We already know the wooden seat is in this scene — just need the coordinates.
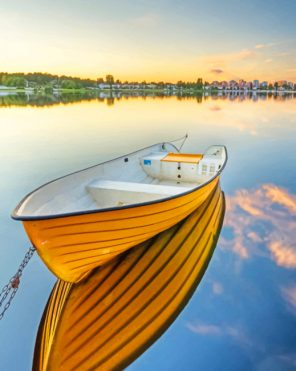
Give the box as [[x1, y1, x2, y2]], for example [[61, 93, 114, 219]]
[[161, 152, 203, 164]]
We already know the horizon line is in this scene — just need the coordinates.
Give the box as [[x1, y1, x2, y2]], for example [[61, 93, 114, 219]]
[[0, 71, 295, 84]]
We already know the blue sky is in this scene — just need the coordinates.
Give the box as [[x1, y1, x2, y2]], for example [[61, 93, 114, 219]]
[[1, 0, 296, 81]]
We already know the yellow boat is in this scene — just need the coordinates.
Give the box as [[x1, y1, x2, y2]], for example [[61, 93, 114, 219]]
[[12, 142, 227, 282], [33, 185, 225, 371]]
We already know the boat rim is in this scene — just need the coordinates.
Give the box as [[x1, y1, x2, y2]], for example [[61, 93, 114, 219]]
[[11, 143, 228, 221]]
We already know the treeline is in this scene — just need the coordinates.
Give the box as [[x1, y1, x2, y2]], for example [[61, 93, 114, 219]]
[[0, 72, 99, 89], [0, 72, 204, 89]]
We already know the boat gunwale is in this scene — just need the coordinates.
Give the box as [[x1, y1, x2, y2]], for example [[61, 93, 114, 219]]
[[11, 143, 228, 221]]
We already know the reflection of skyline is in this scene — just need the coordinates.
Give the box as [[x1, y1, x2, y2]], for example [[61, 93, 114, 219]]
[[221, 184, 296, 269], [1, 91, 295, 108]]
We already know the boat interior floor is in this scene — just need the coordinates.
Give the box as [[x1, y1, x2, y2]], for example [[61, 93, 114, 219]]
[[86, 179, 198, 209]]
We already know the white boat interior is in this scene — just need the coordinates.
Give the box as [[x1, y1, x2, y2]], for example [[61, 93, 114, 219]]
[[13, 143, 227, 218]]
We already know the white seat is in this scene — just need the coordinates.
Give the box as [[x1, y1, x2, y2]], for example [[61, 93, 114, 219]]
[[87, 179, 191, 195], [86, 179, 192, 208]]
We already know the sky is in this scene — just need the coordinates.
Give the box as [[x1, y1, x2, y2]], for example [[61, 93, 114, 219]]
[[1, 0, 296, 82]]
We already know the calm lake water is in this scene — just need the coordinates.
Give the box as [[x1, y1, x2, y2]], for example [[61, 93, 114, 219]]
[[0, 94, 295, 370]]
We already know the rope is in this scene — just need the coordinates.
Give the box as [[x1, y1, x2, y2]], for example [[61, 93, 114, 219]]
[[168, 133, 188, 152], [0, 246, 35, 320]]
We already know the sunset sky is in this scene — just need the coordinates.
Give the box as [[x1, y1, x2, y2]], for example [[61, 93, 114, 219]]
[[1, 0, 296, 82]]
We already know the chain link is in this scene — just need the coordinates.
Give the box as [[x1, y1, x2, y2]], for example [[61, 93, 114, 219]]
[[0, 246, 35, 320]]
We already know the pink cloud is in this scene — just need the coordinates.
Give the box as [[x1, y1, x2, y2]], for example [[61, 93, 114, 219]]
[[210, 68, 224, 74], [221, 184, 296, 267], [262, 184, 296, 214], [209, 105, 221, 111], [269, 241, 296, 269]]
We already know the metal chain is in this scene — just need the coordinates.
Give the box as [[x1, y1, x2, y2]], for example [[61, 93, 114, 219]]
[[0, 246, 35, 320]]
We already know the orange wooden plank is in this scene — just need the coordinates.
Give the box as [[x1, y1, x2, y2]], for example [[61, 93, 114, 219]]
[[161, 152, 203, 164]]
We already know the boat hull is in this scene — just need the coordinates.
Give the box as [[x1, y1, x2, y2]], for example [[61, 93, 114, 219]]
[[33, 184, 225, 371], [23, 177, 219, 282]]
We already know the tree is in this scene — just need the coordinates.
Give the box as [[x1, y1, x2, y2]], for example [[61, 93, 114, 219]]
[[61, 79, 77, 89], [177, 80, 184, 88], [106, 75, 114, 84], [196, 78, 203, 89]]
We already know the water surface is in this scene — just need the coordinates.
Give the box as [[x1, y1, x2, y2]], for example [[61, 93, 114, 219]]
[[0, 94, 295, 370]]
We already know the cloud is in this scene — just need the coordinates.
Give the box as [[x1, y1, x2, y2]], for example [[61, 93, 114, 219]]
[[257, 353, 296, 370], [210, 68, 224, 74], [255, 43, 275, 49], [212, 281, 224, 295], [186, 322, 252, 347], [277, 52, 291, 57], [203, 48, 255, 67], [236, 49, 255, 60], [186, 322, 222, 335], [221, 184, 296, 267], [281, 286, 296, 314], [269, 242, 296, 268], [209, 105, 221, 111], [255, 44, 266, 49], [262, 184, 296, 214]]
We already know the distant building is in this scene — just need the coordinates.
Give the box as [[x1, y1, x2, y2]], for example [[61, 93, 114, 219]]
[[0, 85, 16, 90], [229, 80, 237, 89], [278, 80, 287, 87], [253, 80, 259, 89], [211, 81, 219, 88], [238, 80, 246, 89], [260, 81, 268, 89], [98, 83, 111, 89], [221, 81, 228, 89], [246, 82, 252, 90]]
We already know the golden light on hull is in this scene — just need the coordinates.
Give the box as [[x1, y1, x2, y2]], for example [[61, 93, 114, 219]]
[[33, 184, 225, 370], [23, 177, 219, 283]]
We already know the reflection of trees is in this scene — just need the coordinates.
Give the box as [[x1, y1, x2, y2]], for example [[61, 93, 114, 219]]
[[106, 97, 115, 106], [196, 95, 203, 103], [0, 91, 295, 108]]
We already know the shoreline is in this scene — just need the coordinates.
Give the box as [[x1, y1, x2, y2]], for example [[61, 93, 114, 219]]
[[0, 87, 295, 94]]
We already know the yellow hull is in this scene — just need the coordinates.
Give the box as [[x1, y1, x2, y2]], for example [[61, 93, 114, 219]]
[[33, 184, 225, 371], [23, 177, 219, 282]]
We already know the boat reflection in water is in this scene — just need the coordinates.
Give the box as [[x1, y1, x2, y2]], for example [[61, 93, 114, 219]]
[[33, 184, 225, 371]]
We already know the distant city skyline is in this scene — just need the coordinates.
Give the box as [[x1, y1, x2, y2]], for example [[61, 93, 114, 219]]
[[1, 0, 296, 82]]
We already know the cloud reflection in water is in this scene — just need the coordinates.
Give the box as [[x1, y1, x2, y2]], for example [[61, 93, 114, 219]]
[[221, 184, 296, 269]]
